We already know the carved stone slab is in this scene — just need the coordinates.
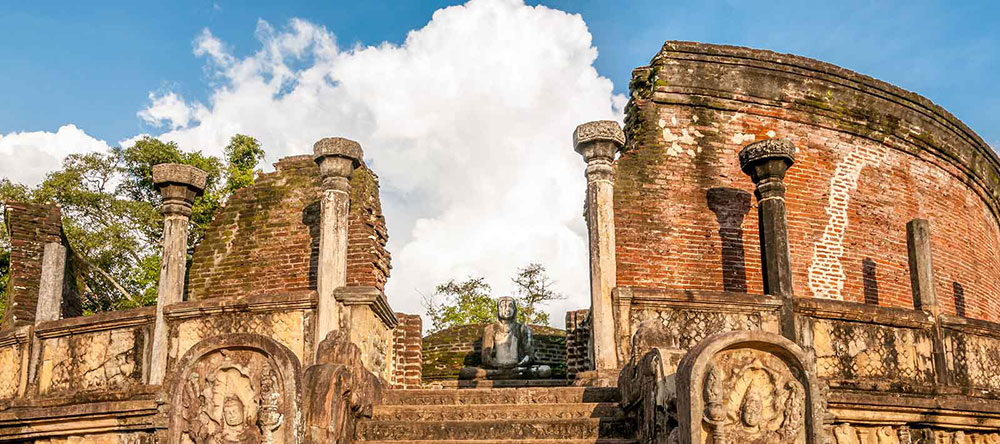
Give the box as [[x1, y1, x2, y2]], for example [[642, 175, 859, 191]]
[[676, 331, 824, 444], [167, 334, 302, 444]]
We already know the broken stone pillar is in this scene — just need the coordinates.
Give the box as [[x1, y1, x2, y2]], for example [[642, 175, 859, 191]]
[[148, 163, 207, 385], [573, 120, 624, 371], [907, 219, 938, 312], [313, 137, 363, 356], [34, 243, 67, 323], [738, 139, 796, 340], [906, 218, 949, 383]]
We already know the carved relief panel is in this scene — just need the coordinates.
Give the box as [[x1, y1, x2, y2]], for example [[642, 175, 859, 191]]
[[677, 331, 824, 444], [168, 334, 301, 444]]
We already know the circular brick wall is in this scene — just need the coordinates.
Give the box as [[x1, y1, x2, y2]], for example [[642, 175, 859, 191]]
[[618, 41, 1000, 321], [421, 323, 566, 380]]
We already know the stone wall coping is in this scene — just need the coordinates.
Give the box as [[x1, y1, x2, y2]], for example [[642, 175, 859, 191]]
[[334, 285, 398, 329], [829, 390, 1000, 421], [0, 325, 30, 347], [164, 291, 317, 321], [627, 287, 784, 310], [939, 313, 1000, 340], [795, 297, 935, 329], [151, 163, 208, 190], [33, 307, 155, 340], [644, 40, 1000, 220], [0, 399, 157, 439]]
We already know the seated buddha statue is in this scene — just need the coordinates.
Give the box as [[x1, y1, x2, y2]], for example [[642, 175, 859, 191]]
[[459, 296, 551, 380]]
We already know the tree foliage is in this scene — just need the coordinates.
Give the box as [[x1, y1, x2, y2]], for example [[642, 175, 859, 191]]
[[0, 134, 264, 315], [423, 263, 565, 333]]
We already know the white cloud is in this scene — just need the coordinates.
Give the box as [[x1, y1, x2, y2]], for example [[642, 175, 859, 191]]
[[0, 124, 112, 186], [138, 92, 204, 130], [137, 0, 624, 327]]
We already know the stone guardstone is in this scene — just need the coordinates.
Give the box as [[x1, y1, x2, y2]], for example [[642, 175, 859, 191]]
[[459, 297, 552, 380], [676, 331, 825, 444], [167, 334, 301, 444]]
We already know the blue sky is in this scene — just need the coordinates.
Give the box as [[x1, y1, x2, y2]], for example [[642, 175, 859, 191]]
[[2, 1, 997, 146], [1, 0, 997, 322]]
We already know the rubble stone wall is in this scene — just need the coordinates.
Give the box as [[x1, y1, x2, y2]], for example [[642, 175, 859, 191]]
[[186, 156, 391, 299], [391, 313, 422, 388], [619, 41, 1000, 322]]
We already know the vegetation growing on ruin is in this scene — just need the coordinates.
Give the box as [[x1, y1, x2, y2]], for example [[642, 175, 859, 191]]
[[0, 134, 264, 315]]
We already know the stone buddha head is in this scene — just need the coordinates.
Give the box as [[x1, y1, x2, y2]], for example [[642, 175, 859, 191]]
[[497, 296, 517, 322], [222, 395, 245, 427]]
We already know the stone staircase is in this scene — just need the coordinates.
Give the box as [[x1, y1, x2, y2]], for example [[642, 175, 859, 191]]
[[354, 383, 636, 443]]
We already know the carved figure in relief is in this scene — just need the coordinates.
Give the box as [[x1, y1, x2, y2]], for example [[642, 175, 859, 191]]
[[460, 297, 551, 379], [177, 352, 284, 444], [220, 396, 260, 444], [876, 427, 900, 444], [702, 350, 806, 444], [256, 365, 283, 444]]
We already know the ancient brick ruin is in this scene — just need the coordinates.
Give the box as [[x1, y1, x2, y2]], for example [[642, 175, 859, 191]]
[[1, 40, 999, 443]]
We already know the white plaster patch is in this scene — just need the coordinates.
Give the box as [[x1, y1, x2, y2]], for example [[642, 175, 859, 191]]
[[807, 143, 888, 300], [766, 130, 776, 138], [731, 132, 756, 145], [658, 118, 666, 128]]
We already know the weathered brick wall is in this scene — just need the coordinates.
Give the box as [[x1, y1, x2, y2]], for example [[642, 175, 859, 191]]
[[421, 323, 566, 380], [187, 156, 391, 299], [390, 313, 422, 388], [2, 203, 66, 329], [618, 41, 1000, 321], [565, 309, 591, 377]]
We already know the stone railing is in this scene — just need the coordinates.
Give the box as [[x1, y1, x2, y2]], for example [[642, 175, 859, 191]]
[[33, 307, 155, 398], [617, 286, 1000, 439], [940, 314, 1000, 397], [796, 298, 937, 394]]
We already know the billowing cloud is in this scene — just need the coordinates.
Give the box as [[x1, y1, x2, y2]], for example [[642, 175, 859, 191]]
[[0, 124, 112, 186], [140, 0, 626, 326]]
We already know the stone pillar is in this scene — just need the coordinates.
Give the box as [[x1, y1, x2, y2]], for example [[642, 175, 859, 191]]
[[148, 163, 207, 385], [906, 218, 949, 383], [35, 243, 67, 323], [738, 139, 796, 340], [573, 120, 624, 371], [907, 219, 937, 312], [313, 137, 363, 355]]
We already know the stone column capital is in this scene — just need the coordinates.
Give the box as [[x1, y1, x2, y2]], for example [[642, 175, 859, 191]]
[[314, 137, 363, 190], [738, 138, 796, 182], [152, 163, 208, 217], [573, 120, 625, 163]]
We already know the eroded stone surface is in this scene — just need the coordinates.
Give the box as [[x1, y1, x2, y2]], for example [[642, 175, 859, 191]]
[[38, 327, 144, 395], [170, 311, 306, 367], [0, 344, 21, 400]]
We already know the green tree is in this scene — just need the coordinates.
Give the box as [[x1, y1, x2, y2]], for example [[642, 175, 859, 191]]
[[422, 264, 565, 333], [423, 277, 495, 333], [0, 134, 264, 314], [511, 263, 565, 326]]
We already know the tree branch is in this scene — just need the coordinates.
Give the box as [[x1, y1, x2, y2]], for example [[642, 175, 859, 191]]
[[71, 250, 134, 302]]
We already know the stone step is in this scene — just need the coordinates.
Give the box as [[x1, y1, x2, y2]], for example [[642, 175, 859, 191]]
[[355, 418, 634, 441], [358, 440, 637, 444], [373, 402, 624, 421], [381, 387, 620, 406], [422, 379, 572, 389]]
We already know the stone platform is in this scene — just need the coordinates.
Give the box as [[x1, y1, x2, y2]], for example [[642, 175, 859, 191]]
[[354, 386, 635, 443]]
